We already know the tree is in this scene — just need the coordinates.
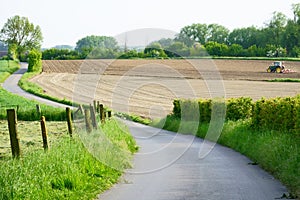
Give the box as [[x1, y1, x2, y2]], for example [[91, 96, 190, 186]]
[[155, 38, 174, 48], [75, 35, 119, 57], [266, 12, 287, 46], [292, 3, 300, 23], [42, 48, 80, 60], [228, 44, 245, 56], [165, 41, 190, 57], [207, 24, 229, 44], [176, 23, 208, 46], [144, 42, 167, 58], [0, 15, 43, 59], [27, 49, 42, 72], [227, 27, 260, 48], [204, 41, 229, 56]]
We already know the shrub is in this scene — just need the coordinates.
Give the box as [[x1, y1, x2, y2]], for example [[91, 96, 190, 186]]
[[27, 49, 42, 72], [226, 97, 253, 121], [252, 97, 297, 131]]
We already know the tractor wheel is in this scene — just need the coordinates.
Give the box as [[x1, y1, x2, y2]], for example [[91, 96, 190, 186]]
[[276, 67, 281, 73], [267, 68, 271, 73]]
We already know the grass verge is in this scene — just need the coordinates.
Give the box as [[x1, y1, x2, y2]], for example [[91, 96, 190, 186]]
[[0, 87, 67, 121], [0, 60, 20, 74], [18, 71, 74, 106], [0, 64, 67, 121], [151, 116, 300, 198], [0, 118, 137, 199], [267, 78, 300, 82], [115, 112, 151, 125]]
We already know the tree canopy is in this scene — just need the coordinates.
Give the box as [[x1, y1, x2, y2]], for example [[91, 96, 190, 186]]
[[0, 15, 43, 59], [75, 35, 118, 57]]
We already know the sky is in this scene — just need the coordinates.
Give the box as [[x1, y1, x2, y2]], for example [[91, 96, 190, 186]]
[[0, 0, 299, 48]]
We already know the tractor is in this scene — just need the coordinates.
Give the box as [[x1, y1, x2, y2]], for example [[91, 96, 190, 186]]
[[267, 61, 285, 73]]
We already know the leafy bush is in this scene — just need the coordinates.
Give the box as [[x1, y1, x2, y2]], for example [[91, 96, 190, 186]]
[[252, 97, 297, 132], [226, 97, 253, 121], [27, 49, 42, 72], [172, 96, 299, 135]]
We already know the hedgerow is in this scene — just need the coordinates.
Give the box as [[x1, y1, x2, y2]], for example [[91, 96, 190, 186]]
[[172, 95, 300, 134]]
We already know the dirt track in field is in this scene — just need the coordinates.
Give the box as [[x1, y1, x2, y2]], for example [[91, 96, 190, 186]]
[[30, 59, 300, 118]]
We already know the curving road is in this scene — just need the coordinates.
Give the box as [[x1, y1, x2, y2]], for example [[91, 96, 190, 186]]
[[3, 62, 292, 199], [3, 62, 70, 108], [99, 120, 291, 200]]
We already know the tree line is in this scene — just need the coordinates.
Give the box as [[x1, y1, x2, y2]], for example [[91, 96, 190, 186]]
[[1, 3, 300, 61]]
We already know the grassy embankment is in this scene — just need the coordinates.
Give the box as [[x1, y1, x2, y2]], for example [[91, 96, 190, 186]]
[[18, 71, 74, 106], [151, 98, 300, 198], [0, 60, 138, 199]]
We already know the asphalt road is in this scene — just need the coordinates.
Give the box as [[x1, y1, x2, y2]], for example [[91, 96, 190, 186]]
[[99, 120, 290, 200], [2, 62, 292, 199], [3, 62, 70, 108]]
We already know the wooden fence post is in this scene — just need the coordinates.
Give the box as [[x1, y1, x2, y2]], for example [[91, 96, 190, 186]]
[[7, 109, 21, 158], [84, 108, 92, 133], [90, 104, 97, 129], [36, 104, 41, 116], [93, 100, 97, 113], [66, 107, 73, 137], [100, 104, 105, 123], [97, 101, 100, 113], [40, 116, 49, 150]]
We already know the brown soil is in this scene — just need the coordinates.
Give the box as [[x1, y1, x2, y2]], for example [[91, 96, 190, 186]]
[[32, 59, 300, 118]]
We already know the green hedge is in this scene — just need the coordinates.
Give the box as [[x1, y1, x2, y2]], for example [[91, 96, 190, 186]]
[[253, 96, 300, 134], [173, 97, 252, 123], [172, 95, 300, 134]]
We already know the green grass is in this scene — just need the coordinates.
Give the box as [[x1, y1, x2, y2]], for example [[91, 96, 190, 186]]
[[185, 56, 300, 61], [0, 87, 67, 121], [268, 78, 300, 82], [0, 120, 68, 158], [18, 72, 75, 107], [151, 116, 300, 198], [0, 60, 20, 74], [0, 63, 67, 121], [115, 112, 151, 125], [0, 118, 137, 199], [0, 60, 138, 199]]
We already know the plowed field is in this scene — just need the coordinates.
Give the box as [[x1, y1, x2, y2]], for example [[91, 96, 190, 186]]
[[30, 59, 300, 118]]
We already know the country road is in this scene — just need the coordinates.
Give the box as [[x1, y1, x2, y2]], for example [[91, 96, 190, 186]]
[[3, 62, 69, 108], [3, 62, 292, 199]]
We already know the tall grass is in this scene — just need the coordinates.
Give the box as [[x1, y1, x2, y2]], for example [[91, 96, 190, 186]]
[[0, 60, 19, 74], [0, 118, 138, 199], [0, 87, 66, 121]]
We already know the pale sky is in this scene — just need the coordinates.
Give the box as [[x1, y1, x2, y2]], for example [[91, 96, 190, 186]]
[[1, 0, 299, 48]]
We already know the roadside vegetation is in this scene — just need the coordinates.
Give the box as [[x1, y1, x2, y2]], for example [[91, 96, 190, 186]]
[[18, 71, 74, 107], [0, 60, 138, 199], [151, 97, 300, 198], [0, 119, 137, 200], [268, 78, 300, 82]]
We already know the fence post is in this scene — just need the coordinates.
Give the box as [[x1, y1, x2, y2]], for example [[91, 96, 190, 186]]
[[90, 104, 97, 129], [66, 107, 73, 137], [100, 104, 105, 123], [97, 101, 100, 113], [36, 104, 41, 116], [40, 116, 49, 150], [93, 100, 97, 113], [7, 109, 21, 158], [84, 108, 92, 133]]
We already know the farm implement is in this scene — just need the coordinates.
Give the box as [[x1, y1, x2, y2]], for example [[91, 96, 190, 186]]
[[266, 61, 296, 73]]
